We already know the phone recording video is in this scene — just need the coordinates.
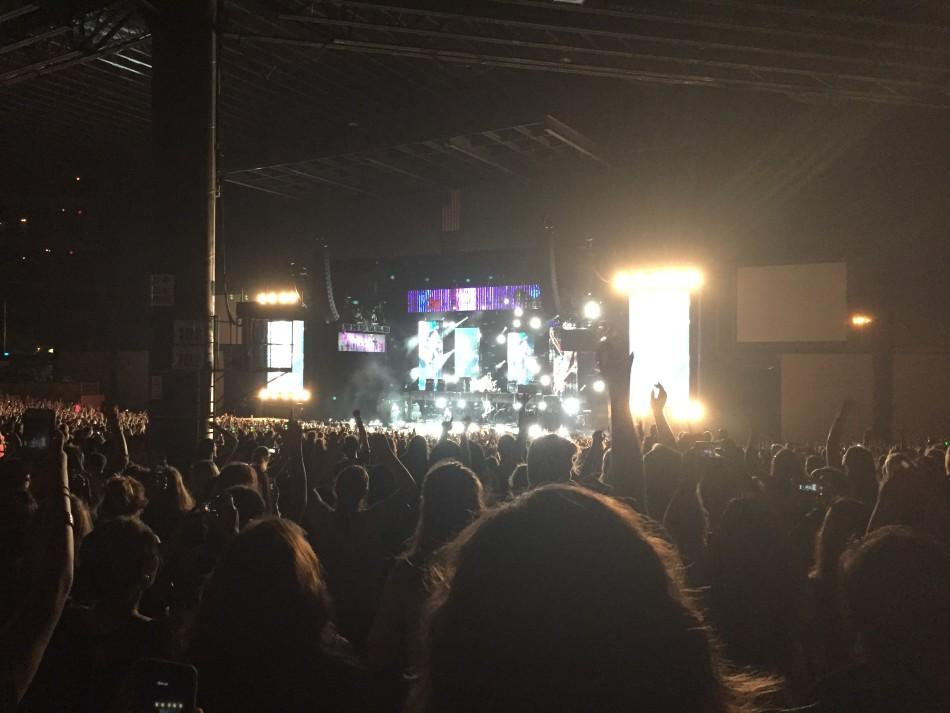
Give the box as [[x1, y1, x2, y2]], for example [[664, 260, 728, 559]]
[[22, 408, 55, 451], [799, 483, 820, 494], [132, 658, 197, 713]]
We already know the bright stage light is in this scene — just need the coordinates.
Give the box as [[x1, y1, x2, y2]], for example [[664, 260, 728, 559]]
[[613, 267, 703, 294], [850, 313, 873, 328], [539, 374, 552, 387], [257, 290, 299, 305], [514, 306, 524, 317], [627, 267, 696, 418], [467, 422, 479, 434], [528, 423, 543, 439], [457, 399, 467, 408], [257, 387, 311, 402], [435, 397, 447, 409], [592, 379, 606, 393], [562, 397, 580, 416], [537, 400, 548, 412], [258, 387, 269, 400], [528, 316, 542, 330], [513, 401, 523, 411], [512, 319, 522, 329], [495, 333, 506, 345], [582, 300, 602, 320], [673, 399, 706, 423]]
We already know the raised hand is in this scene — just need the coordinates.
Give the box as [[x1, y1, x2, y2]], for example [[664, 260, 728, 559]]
[[650, 383, 667, 411]]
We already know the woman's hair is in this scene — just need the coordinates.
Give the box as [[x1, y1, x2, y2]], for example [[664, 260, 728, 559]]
[[216, 462, 258, 494], [78, 516, 160, 603], [188, 518, 334, 709], [411, 485, 774, 713], [224, 485, 266, 525], [842, 445, 878, 506], [98, 475, 147, 520], [770, 448, 805, 484], [526, 434, 577, 486], [334, 465, 369, 513], [812, 497, 870, 581], [189, 459, 219, 503], [408, 461, 484, 560]]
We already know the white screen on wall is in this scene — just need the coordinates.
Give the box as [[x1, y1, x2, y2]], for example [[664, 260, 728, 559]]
[[628, 287, 691, 417], [737, 262, 847, 343]]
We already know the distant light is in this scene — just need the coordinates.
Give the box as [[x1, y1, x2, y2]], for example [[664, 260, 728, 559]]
[[851, 313, 873, 328], [582, 300, 602, 320], [527, 423, 543, 439], [435, 397, 447, 409], [527, 358, 541, 375], [47, 348, 55, 354], [673, 399, 706, 423], [613, 267, 703, 293], [258, 387, 311, 402], [512, 319, 522, 329], [513, 401, 523, 411], [592, 379, 606, 393], [513, 306, 524, 317], [537, 400, 548, 412], [256, 290, 299, 306], [467, 422, 478, 434], [562, 397, 580, 416], [539, 374, 552, 387], [495, 333, 506, 345], [528, 316, 542, 330], [503, 298, 510, 305], [19, 217, 27, 224], [457, 399, 467, 408], [75, 176, 81, 182], [299, 389, 311, 402]]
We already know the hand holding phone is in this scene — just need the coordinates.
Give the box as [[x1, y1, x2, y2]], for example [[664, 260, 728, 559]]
[[130, 658, 197, 713]]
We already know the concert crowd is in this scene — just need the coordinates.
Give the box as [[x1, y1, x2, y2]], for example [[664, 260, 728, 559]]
[[1, 339, 948, 712]]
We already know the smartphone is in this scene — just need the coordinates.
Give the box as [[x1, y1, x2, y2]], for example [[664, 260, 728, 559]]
[[22, 408, 55, 451], [699, 444, 719, 458], [799, 483, 820, 493], [131, 658, 197, 713]]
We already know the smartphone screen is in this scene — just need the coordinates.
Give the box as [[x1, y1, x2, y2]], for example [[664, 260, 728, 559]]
[[22, 408, 55, 451], [132, 659, 197, 713]]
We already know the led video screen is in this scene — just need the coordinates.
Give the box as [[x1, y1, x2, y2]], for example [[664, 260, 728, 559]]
[[417, 320, 444, 389], [338, 331, 386, 353], [267, 320, 304, 393], [454, 327, 481, 378], [737, 263, 847, 343], [507, 331, 536, 385], [407, 283, 541, 313], [628, 288, 690, 417]]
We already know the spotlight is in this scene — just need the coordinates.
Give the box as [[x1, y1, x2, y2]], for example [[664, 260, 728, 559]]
[[457, 399, 467, 408], [512, 319, 522, 329], [592, 379, 606, 393], [539, 374, 552, 387], [496, 333, 506, 345], [537, 400, 548, 412], [562, 397, 580, 416], [528, 316, 542, 330], [527, 423, 543, 439], [513, 401, 523, 412], [435, 397, 447, 409], [613, 268, 704, 293], [850, 313, 873, 328], [674, 399, 706, 423], [503, 298, 510, 305], [582, 300, 602, 320], [258, 388, 270, 400], [514, 306, 524, 317], [299, 389, 311, 402], [256, 293, 267, 304]]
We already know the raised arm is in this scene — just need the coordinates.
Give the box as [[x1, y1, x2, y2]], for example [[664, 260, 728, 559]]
[[649, 383, 677, 450], [579, 430, 605, 480], [0, 434, 74, 706], [513, 393, 530, 463], [825, 398, 853, 467], [368, 432, 417, 498], [278, 420, 308, 523], [212, 420, 239, 467], [599, 339, 644, 505], [107, 405, 129, 474]]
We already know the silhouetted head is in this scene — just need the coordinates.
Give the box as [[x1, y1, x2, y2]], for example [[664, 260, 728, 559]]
[[413, 485, 772, 713], [843, 445, 877, 506], [217, 462, 258, 494], [410, 460, 484, 559], [223, 485, 266, 525], [335, 464, 369, 513], [526, 434, 577, 486], [341, 435, 359, 460], [842, 526, 950, 687], [78, 516, 159, 607], [99, 475, 147, 520], [813, 497, 870, 581], [771, 448, 805, 485]]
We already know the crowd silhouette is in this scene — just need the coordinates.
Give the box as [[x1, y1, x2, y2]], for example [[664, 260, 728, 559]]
[[1, 338, 948, 712]]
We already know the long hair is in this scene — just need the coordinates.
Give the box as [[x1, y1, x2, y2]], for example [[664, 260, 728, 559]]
[[188, 518, 334, 712], [410, 485, 775, 713], [407, 460, 484, 562]]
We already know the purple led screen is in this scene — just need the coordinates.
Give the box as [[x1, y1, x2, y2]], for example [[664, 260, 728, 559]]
[[407, 284, 541, 313]]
